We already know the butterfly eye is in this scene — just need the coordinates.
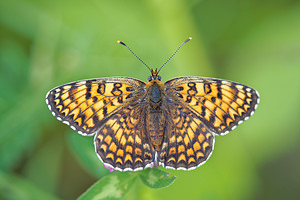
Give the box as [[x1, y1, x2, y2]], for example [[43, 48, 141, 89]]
[[148, 76, 153, 82], [157, 75, 161, 81]]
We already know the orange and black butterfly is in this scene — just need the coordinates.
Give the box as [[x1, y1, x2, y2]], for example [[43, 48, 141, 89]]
[[46, 38, 259, 171]]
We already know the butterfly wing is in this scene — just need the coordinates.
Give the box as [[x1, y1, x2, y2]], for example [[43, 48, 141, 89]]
[[94, 101, 155, 171], [159, 101, 215, 170], [164, 77, 260, 135], [158, 76, 259, 170], [46, 77, 146, 135]]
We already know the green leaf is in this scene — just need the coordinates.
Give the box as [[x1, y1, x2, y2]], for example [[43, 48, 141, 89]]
[[78, 172, 137, 200], [67, 131, 109, 178], [139, 168, 176, 189]]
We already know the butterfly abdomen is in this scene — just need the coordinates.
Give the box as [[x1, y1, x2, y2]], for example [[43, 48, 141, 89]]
[[146, 80, 166, 151], [148, 110, 165, 151]]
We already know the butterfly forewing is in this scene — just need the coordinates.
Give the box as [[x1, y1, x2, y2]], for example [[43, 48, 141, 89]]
[[46, 77, 146, 135], [165, 77, 259, 135]]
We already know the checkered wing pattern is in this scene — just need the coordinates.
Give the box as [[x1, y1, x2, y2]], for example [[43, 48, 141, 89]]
[[46, 77, 146, 135], [159, 102, 215, 170], [164, 77, 260, 136], [94, 102, 155, 171]]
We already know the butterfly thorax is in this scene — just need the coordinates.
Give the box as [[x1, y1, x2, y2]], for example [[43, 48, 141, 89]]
[[146, 80, 166, 151]]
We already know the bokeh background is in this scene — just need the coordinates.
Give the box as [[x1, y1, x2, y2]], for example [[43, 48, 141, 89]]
[[1, 0, 300, 199]]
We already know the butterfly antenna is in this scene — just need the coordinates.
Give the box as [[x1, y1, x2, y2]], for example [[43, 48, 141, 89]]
[[157, 37, 192, 74], [117, 40, 152, 72]]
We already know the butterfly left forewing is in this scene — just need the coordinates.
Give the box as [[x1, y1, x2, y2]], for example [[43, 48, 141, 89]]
[[165, 77, 259, 135], [46, 77, 146, 135]]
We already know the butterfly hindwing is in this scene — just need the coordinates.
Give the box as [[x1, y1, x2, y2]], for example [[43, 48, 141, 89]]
[[159, 101, 214, 170], [165, 77, 260, 135], [46, 77, 146, 135], [94, 102, 155, 171]]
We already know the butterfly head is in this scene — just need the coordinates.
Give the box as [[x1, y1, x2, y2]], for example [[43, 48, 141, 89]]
[[148, 68, 161, 82]]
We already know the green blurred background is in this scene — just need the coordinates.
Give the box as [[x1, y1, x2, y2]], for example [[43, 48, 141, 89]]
[[1, 0, 300, 199]]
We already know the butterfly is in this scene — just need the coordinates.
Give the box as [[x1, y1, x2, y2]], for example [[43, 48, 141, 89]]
[[46, 38, 259, 171]]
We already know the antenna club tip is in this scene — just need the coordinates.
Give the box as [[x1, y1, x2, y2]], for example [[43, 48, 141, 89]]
[[183, 37, 192, 44], [117, 40, 126, 46]]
